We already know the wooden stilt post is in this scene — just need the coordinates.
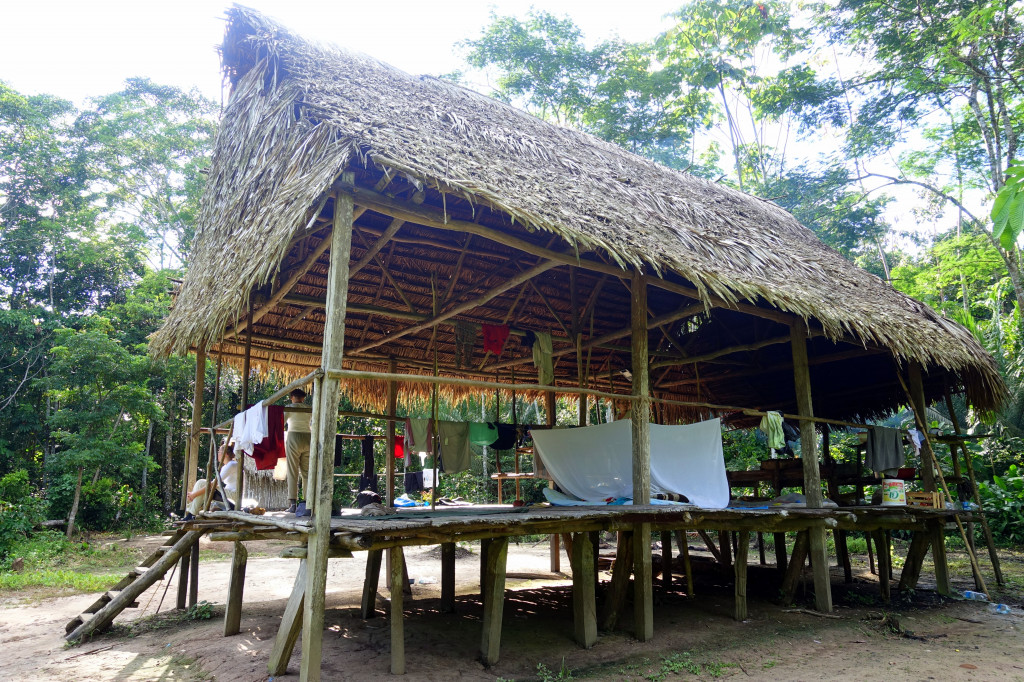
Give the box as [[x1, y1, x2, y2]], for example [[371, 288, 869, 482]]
[[188, 540, 199, 608], [660, 531, 672, 589], [300, 184, 353, 682], [871, 529, 891, 603], [630, 270, 653, 642], [545, 389, 560, 573], [268, 560, 307, 676], [389, 545, 405, 675], [774, 532, 788, 573], [361, 549, 383, 619], [675, 530, 694, 597], [718, 530, 732, 567], [572, 531, 597, 648], [898, 530, 931, 592], [183, 348, 205, 507], [385, 358, 397, 587], [790, 321, 832, 612], [479, 536, 508, 666], [176, 549, 190, 610], [224, 541, 248, 636], [836, 530, 853, 583], [441, 542, 456, 613], [734, 530, 749, 621]]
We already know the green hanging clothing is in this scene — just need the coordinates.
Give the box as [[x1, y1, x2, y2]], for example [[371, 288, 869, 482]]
[[759, 411, 784, 450], [469, 422, 499, 447], [532, 331, 553, 385]]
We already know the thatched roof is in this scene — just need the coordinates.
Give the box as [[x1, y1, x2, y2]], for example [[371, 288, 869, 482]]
[[150, 5, 1004, 421]]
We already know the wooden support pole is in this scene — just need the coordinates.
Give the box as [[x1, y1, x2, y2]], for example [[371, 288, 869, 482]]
[[184, 348, 206, 506], [545, 390, 560, 574], [389, 545, 406, 675], [907, 363, 935, 493], [188, 538, 200, 608], [601, 530, 633, 631], [718, 530, 732, 567], [572, 531, 598, 648], [660, 530, 672, 589], [928, 518, 952, 596], [630, 270, 651, 504], [774, 532, 787, 573], [836, 530, 852, 583], [780, 531, 809, 605], [361, 549, 383, 619], [224, 541, 248, 636], [790, 320, 833, 613], [871, 529, 891, 603], [675, 530, 694, 597], [301, 184, 353, 682], [268, 560, 307, 676], [176, 549, 190, 610], [734, 530, 750, 621], [441, 542, 456, 613], [633, 522, 654, 642], [385, 358, 397, 588], [479, 536, 508, 667]]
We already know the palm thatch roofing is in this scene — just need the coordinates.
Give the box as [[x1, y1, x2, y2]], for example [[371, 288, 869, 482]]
[[151, 5, 1004, 422]]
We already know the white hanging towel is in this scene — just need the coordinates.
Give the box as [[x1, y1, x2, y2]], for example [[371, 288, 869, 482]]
[[531, 418, 729, 509], [233, 404, 268, 456]]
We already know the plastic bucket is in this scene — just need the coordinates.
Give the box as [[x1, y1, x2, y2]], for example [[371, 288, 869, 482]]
[[881, 478, 906, 506]]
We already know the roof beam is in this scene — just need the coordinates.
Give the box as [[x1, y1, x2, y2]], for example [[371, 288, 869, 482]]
[[350, 259, 560, 355]]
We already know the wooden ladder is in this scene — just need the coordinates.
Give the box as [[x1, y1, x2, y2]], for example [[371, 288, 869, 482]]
[[65, 529, 204, 641]]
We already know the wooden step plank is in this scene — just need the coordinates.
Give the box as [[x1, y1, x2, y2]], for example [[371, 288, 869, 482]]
[[65, 530, 204, 642]]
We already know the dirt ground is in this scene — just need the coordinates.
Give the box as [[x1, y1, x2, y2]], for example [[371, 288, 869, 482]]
[[1, 533, 1021, 681]]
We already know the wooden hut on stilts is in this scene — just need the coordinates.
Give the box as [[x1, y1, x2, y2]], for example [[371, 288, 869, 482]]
[[68, 7, 1006, 678]]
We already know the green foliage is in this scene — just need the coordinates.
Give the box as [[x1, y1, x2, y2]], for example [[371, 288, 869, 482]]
[[0, 568, 115, 592], [977, 464, 1024, 545], [536, 659, 574, 681], [992, 163, 1024, 250]]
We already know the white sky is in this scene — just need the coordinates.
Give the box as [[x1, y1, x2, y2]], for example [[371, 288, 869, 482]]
[[1, 1, 682, 105]]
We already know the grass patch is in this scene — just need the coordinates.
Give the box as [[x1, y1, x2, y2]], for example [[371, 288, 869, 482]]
[[0, 569, 117, 592]]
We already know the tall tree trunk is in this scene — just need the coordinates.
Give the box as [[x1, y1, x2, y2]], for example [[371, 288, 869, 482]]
[[67, 466, 84, 539], [164, 392, 175, 513], [143, 419, 153, 491]]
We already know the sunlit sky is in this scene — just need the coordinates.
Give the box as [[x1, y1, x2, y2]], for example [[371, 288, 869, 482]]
[[2, 1, 682, 105]]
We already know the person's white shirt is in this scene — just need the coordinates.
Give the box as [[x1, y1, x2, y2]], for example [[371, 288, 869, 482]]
[[219, 459, 239, 502]]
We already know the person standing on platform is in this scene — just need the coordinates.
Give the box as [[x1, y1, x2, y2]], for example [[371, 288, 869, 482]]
[[285, 388, 311, 513]]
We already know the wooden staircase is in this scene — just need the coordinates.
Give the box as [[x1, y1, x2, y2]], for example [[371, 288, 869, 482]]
[[65, 528, 204, 642]]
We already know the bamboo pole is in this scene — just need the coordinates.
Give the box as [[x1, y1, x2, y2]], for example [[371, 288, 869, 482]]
[[184, 348, 206, 506], [630, 271, 654, 642], [897, 369, 988, 598]]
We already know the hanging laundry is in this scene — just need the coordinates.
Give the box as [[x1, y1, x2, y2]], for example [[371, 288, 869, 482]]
[[489, 423, 519, 451], [404, 470, 424, 494], [521, 330, 536, 348], [866, 426, 904, 475], [758, 411, 784, 450], [469, 422, 499, 447], [251, 405, 286, 470], [233, 404, 268, 456], [394, 434, 405, 459], [907, 428, 923, 455], [334, 434, 346, 467], [423, 468, 436, 489], [437, 421, 471, 474], [532, 331, 553, 385], [406, 418, 433, 454], [453, 320, 478, 369], [481, 324, 511, 355]]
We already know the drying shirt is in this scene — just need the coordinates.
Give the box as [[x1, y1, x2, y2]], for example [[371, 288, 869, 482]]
[[759, 411, 784, 450], [489, 423, 519, 451], [233, 404, 268, 456], [438, 421, 471, 474], [866, 426, 905, 475], [252, 405, 286, 470], [406, 418, 432, 454], [285, 407, 311, 433], [404, 470, 424, 494], [482, 324, 511, 355]]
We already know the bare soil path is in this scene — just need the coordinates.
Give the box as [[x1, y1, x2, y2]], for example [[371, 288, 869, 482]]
[[1, 533, 1021, 681]]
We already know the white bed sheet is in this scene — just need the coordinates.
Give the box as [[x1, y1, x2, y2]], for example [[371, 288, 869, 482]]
[[531, 418, 729, 509]]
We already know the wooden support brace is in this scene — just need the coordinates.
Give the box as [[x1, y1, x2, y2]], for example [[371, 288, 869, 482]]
[[571, 532, 597, 648], [697, 529, 723, 563], [390, 545, 406, 675], [835, 530, 852, 584], [479, 537, 508, 667], [660, 530, 672, 589], [441, 542, 456, 613], [361, 549, 383, 619], [224, 541, 247, 636], [718, 530, 732, 567], [268, 561, 307, 676], [675, 530, 694, 598], [774, 532, 788, 573], [897, 531, 931, 592], [600, 530, 633, 631], [781, 531, 810, 604], [929, 519, 952, 596], [734, 530, 750, 621], [188, 540, 200, 608], [176, 550, 190, 610], [633, 523, 653, 642]]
